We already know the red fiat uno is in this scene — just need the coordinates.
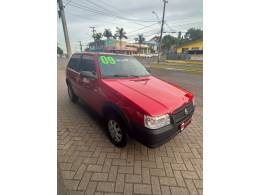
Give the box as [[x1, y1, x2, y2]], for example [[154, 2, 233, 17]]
[[66, 52, 195, 147]]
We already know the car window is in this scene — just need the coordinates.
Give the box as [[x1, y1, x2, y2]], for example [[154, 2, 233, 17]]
[[98, 55, 150, 78], [68, 55, 81, 72], [79, 55, 96, 73]]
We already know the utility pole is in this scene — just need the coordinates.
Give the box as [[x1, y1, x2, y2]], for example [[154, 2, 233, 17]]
[[78, 41, 83, 52], [177, 31, 182, 47], [57, 0, 71, 58], [89, 27, 96, 39], [90, 27, 96, 50], [158, 0, 168, 63]]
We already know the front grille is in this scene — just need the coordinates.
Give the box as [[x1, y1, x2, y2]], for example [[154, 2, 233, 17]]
[[172, 101, 194, 124]]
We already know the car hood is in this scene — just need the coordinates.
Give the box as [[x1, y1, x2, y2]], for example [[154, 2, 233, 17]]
[[102, 76, 192, 116]]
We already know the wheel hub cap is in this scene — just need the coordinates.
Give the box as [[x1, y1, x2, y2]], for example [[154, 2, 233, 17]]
[[108, 120, 122, 142]]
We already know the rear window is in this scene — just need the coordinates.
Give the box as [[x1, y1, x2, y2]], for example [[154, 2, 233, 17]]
[[79, 55, 96, 73], [68, 55, 81, 71]]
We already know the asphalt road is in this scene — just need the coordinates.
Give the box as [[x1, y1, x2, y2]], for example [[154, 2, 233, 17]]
[[150, 68, 203, 108]]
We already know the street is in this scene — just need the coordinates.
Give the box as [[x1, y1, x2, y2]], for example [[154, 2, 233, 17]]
[[58, 68, 203, 195]]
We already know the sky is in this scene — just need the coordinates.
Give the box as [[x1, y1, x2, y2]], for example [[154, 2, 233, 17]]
[[57, 0, 203, 53]]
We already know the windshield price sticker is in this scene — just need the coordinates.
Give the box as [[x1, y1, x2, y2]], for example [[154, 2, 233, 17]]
[[99, 56, 116, 65]]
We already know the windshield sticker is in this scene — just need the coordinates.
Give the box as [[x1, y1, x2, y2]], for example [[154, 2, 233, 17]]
[[116, 59, 129, 62], [99, 56, 116, 65]]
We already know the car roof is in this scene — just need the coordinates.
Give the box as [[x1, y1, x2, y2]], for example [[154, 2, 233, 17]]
[[72, 52, 131, 57]]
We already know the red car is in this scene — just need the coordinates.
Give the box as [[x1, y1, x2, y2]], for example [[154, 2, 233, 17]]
[[66, 52, 195, 148]]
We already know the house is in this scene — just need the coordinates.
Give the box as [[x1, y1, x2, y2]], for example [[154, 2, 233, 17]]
[[103, 39, 138, 55], [175, 39, 203, 54], [175, 39, 203, 60], [87, 39, 155, 56]]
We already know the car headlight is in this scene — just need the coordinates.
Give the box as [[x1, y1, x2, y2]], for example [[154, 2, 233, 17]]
[[144, 114, 170, 129]]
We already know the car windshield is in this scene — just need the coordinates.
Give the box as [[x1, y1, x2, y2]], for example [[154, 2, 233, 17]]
[[98, 54, 150, 78]]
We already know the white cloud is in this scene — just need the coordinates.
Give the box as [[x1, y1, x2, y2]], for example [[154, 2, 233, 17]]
[[57, 0, 202, 52]]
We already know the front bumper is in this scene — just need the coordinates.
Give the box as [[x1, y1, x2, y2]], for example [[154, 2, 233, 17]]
[[131, 106, 195, 148]]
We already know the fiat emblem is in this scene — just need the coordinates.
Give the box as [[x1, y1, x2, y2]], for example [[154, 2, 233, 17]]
[[184, 108, 188, 115]]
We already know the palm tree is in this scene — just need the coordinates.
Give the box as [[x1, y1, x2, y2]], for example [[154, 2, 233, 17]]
[[114, 27, 128, 50], [135, 34, 145, 56], [92, 32, 103, 41], [92, 33, 103, 49], [103, 29, 113, 40]]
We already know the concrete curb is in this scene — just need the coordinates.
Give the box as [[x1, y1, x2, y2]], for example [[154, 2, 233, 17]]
[[165, 60, 203, 65]]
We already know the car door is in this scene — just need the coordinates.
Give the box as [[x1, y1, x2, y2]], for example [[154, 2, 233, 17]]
[[66, 54, 81, 96], [78, 55, 100, 111]]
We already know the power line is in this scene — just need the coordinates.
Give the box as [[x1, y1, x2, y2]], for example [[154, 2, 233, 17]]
[[84, 0, 155, 24], [128, 27, 161, 37], [68, 3, 145, 26], [127, 23, 159, 35], [68, 1, 157, 23]]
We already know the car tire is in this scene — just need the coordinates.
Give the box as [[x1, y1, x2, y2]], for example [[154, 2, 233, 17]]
[[106, 113, 127, 147], [67, 83, 78, 103]]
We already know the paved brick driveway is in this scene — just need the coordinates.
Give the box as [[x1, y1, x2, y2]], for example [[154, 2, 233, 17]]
[[57, 69, 203, 195]]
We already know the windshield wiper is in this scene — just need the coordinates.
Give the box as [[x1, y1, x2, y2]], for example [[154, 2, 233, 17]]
[[110, 74, 130, 78], [128, 75, 140, 78], [106, 74, 148, 78]]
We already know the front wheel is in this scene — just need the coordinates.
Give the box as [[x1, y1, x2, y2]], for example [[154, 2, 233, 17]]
[[106, 114, 127, 147]]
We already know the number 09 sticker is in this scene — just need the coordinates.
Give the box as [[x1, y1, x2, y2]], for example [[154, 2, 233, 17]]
[[99, 56, 116, 65]]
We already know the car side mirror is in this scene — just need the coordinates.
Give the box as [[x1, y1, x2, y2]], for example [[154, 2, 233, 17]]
[[80, 71, 97, 80]]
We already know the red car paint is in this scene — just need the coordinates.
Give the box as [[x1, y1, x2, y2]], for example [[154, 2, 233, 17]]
[[66, 52, 194, 145]]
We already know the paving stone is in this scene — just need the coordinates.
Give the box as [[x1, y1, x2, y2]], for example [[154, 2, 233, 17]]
[[78, 172, 92, 191], [96, 182, 115, 192], [170, 187, 189, 195], [64, 180, 80, 191], [142, 168, 151, 184], [181, 171, 199, 179], [150, 168, 166, 177], [133, 184, 152, 194], [125, 174, 142, 183], [115, 174, 124, 193], [160, 186, 171, 195], [124, 183, 133, 195], [74, 164, 86, 180], [87, 165, 103, 172], [159, 177, 177, 186], [118, 166, 133, 174], [171, 163, 187, 171], [62, 171, 76, 180], [91, 173, 109, 181], [151, 176, 161, 195], [85, 181, 98, 195], [108, 166, 118, 181], [185, 179, 198, 195]]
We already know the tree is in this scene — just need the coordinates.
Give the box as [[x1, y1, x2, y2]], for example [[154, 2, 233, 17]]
[[92, 32, 103, 41], [114, 27, 127, 50], [162, 35, 176, 53], [135, 34, 145, 55], [57, 46, 63, 57], [184, 28, 203, 41], [92, 33, 103, 49], [103, 29, 113, 40]]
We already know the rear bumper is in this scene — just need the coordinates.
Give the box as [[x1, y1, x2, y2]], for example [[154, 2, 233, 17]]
[[131, 115, 193, 148]]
